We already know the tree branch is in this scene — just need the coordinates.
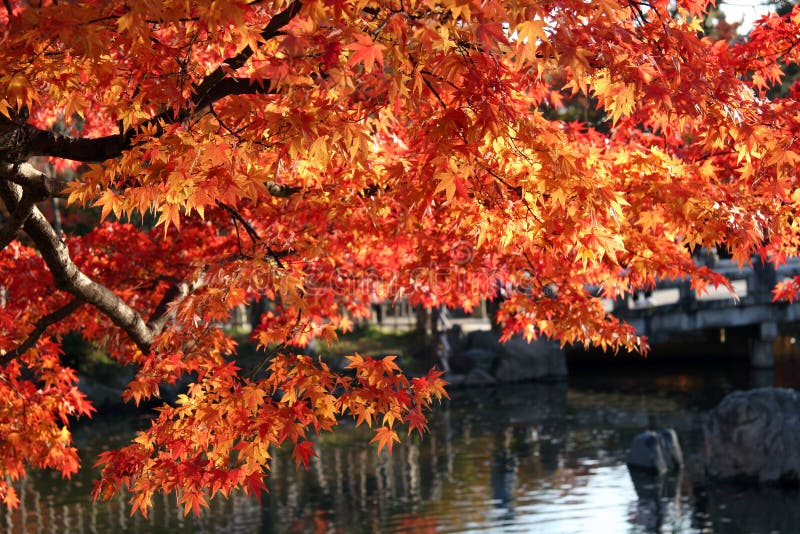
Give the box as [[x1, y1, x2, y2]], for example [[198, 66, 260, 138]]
[[193, 1, 303, 98], [1, 161, 68, 198], [0, 178, 155, 353], [21, 78, 282, 163], [24, 126, 127, 163], [0, 189, 34, 250], [265, 180, 300, 198], [0, 3, 307, 356], [146, 277, 189, 335], [217, 201, 261, 242], [19, 1, 304, 164], [0, 162, 63, 251], [0, 299, 84, 367]]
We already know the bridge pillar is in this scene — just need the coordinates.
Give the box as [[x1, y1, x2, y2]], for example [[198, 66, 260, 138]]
[[612, 296, 629, 313], [751, 257, 777, 305], [750, 321, 778, 368], [678, 279, 697, 310]]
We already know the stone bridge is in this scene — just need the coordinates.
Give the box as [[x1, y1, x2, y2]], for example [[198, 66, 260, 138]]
[[612, 256, 800, 368]]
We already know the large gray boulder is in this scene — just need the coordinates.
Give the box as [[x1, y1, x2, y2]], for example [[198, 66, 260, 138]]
[[463, 367, 496, 386], [704, 387, 800, 485], [466, 329, 506, 353], [627, 429, 684, 475], [456, 348, 497, 373], [450, 330, 567, 385], [494, 336, 567, 382]]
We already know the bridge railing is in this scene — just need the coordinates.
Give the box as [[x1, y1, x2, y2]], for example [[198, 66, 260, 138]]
[[613, 256, 800, 312]]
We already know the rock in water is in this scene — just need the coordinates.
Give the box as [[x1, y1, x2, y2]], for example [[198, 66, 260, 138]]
[[627, 429, 684, 475], [704, 387, 800, 485], [659, 429, 684, 472]]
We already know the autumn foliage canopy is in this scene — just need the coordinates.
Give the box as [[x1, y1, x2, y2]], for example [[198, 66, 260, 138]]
[[0, 0, 799, 515]]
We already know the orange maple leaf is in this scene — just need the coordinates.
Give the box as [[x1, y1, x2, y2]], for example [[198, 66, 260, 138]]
[[346, 33, 385, 72], [370, 426, 400, 454]]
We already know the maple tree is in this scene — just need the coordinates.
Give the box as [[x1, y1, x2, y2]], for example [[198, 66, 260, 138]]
[[0, 0, 799, 516]]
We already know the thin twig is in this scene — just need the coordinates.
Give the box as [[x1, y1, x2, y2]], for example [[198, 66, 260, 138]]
[[216, 201, 261, 242], [245, 342, 286, 380], [0, 299, 84, 365]]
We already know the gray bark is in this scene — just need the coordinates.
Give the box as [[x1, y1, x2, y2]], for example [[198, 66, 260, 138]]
[[0, 176, 155, 353]]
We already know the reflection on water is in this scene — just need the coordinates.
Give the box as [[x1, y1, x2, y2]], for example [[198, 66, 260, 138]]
[[3, 361, 800, 533]]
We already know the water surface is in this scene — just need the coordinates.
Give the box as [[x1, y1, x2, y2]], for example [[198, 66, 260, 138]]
[[4, 360, 800, 533]]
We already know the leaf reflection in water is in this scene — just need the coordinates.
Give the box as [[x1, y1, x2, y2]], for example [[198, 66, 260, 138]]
[[4, 373, 800, 533]]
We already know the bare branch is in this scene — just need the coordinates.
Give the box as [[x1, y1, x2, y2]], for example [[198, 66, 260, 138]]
[[24, 126, 127, 164], [0, 299, 84, 366]]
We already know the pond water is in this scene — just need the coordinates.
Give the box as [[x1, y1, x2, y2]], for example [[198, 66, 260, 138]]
[[3, 359, 800, 533]]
